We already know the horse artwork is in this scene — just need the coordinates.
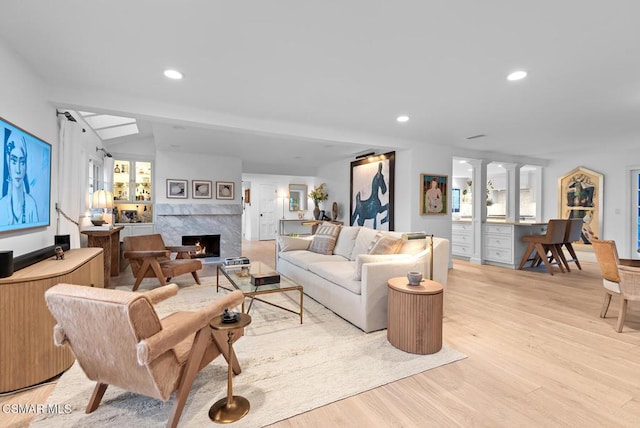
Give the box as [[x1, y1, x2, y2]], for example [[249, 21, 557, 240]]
[[350, 151, 395, 230]]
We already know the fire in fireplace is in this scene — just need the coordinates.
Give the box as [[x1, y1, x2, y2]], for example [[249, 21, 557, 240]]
[[181, 234, 221, 258]]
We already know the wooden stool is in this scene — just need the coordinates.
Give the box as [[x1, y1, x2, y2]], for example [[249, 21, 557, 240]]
[[387, 277, 443, 354]]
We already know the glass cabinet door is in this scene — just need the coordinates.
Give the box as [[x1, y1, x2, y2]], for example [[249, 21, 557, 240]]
[[134, 161, 152, 201], [113, 160, 131, 201]]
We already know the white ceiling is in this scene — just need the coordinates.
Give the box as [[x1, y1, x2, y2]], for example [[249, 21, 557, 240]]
[[1, 1, 639, 174]]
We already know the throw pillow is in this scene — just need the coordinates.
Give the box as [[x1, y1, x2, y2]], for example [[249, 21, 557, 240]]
[[368, 232, 402, 255], [353, 253, 410, 281], [278, 236, 312, 252], [333, 226, 360, 259], [308, 224, 341, 255], [349, 226, 379, 261]]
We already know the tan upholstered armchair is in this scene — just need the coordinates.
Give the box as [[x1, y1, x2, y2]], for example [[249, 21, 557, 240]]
[[45, 283, 245, 428], [123, 234, 203, 291]]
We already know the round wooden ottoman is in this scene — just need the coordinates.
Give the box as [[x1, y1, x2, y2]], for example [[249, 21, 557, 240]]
[[387, 277, 443, 354]]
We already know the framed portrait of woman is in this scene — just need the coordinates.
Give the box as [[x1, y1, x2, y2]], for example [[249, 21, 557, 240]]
[[420, 174, 448, 215]]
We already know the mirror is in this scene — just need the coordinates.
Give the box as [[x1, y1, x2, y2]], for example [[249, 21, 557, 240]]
[[289, 184, 308, 211]]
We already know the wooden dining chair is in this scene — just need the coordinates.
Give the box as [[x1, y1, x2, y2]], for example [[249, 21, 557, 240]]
[[592, 239, 640, 332], [554, 218, 584, 272], [518, 219, 568, 275]]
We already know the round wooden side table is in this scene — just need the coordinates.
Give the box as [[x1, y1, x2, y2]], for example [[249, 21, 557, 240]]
[[209, 312, 252, 423], [387, 277, 443, 354]]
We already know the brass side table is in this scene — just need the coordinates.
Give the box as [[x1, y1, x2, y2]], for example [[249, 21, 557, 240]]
[[209, 312, 252, 423]]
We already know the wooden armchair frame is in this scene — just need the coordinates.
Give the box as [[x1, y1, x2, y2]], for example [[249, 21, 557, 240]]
[[45, 283, 245, 428], [123, 234, 203, 291]]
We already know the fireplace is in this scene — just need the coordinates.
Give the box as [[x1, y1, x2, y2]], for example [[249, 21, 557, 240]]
[[182, 234, 220, 258]]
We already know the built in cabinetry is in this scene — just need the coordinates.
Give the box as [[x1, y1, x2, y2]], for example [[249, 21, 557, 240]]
[[0, 248, 104, 393], [483, 223, 547, 269], [113, 157, 153, 223], [452, 221, 474, 258]]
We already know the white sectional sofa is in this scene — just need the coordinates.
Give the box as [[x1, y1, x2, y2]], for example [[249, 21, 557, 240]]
[[276, 225, 449, 332]]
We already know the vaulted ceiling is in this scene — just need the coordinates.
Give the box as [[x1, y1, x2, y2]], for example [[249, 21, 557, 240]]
[[1, 1, 639, 174]]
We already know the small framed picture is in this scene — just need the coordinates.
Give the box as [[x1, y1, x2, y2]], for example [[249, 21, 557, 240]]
[[192, 180, 213, 199], [420, 174, 448, 215], [216, 181, 235, 200], [166, 179, 188, 199]]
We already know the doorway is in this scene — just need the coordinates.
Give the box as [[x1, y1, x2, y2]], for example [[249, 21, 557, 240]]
[[259, 183, 277, 240]]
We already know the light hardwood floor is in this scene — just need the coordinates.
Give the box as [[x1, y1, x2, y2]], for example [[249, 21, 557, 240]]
[[2, 240, 639, 427]]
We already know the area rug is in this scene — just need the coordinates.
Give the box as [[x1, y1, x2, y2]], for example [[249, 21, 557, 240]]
[[33, 278, 466, 427]]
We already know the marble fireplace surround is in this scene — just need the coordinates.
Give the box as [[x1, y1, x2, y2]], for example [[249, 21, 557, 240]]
[[155, 203, 242, 259]]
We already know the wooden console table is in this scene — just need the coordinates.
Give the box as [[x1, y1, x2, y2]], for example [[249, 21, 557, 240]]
[[387, 277, 443, 354], [82, 225, 123, 288], [0, 247, 104, 393]]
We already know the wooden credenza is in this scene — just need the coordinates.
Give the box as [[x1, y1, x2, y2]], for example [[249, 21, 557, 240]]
[[0, 247, 104, 393]]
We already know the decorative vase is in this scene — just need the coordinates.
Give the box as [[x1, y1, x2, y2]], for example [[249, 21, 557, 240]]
[[313, 202, 320, 220]]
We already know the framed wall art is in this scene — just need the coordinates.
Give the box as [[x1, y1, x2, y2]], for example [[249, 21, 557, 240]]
[[558, 166, 603, 246], [216, 181, 235, 200], [192, 180, 212, 199], [420, 174, 448, 215], [166, 179, 188, 199], [350, 151, 395, 230]]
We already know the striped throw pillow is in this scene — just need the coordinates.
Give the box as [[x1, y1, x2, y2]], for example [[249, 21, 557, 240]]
[[308, 225, 341, 255]]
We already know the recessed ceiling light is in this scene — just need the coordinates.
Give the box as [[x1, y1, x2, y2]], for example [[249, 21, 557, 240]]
[[164, 69, 183, 80], [396, 115, 410, 123], [507, 70, 527, 81]]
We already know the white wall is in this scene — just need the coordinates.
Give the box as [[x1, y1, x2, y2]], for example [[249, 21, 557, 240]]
[[155, 150, 242, 206], [242, 173, 317, 240], [0, 40, 59, 256], [408, 146, 454, 244], [317, 147, 454, 244], [542, 148, 640, 258]]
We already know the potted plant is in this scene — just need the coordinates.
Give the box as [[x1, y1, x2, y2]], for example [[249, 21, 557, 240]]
[[309, 183, 328, 220]]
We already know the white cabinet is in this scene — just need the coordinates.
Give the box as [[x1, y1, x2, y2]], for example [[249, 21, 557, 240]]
[[119, 224, 155, 241], [483, 223, 547, 268], [452, 221, 474, 258], [113, 157, 154, 225], [484, 224, 513, 264]]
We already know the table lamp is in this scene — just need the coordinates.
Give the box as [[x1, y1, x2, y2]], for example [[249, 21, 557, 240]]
[[91, 189, 114, 226]]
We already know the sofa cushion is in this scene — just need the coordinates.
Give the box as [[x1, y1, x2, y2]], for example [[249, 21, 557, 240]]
[[353, 253, 411, 280], [368, 232, 402, 255], [308, 261, 361, 294], [349, 226, 379, 261], [399, 238, 426, 255], [279, 250, 346, 270], [308, 224, 341, 255], [333, 226, 360, 259], [278, 236, 312, 252]]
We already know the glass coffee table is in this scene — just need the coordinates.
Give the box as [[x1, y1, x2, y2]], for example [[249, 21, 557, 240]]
[[217, 261, 303, 324]]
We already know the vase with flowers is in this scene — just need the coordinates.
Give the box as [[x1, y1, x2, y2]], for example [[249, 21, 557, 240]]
[[309, 183, 328, 220]]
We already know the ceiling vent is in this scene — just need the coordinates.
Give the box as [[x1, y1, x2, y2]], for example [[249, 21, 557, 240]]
[[465, 134, 486, 140]]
